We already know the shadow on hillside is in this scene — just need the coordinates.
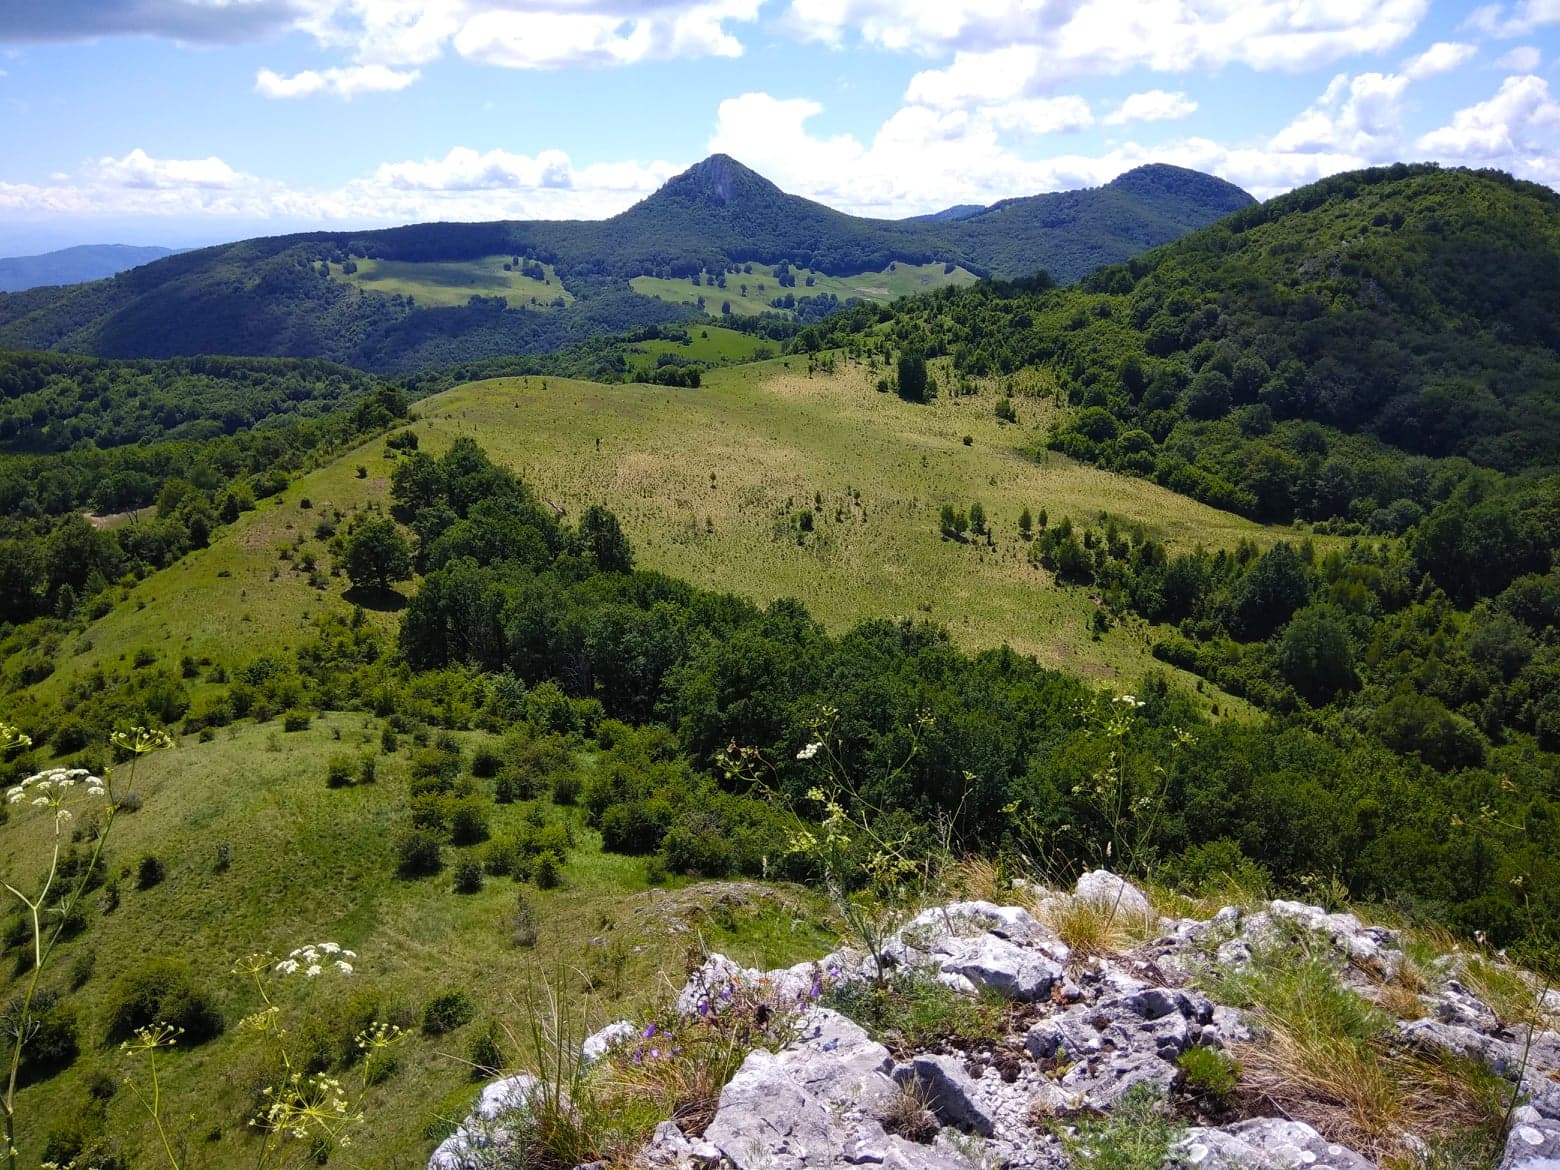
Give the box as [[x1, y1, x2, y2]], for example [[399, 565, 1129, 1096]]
[[344, 586, 408, 612]]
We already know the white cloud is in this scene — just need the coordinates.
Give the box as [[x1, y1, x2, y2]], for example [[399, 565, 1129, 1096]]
[[1103, 90, 1198, 127], [0, 144, 680, 229], [255, 64, 419, 99], [706, 86, 1373, 213], [1494, 45, 1543, 70], [244, 0, 763, 88], [93, 148, 244, 190], [1465, 1, 1560, 38], [1402, 40, 1476, 80], [372, 146, 576, 191], [451, 12, 654, 69], [1416, 74, 1560, 165], [980, 96, 1095, 136], [791, 0, 1427, 74], [904, 45, 1042, 109], [1270, 71, 1411, 158]]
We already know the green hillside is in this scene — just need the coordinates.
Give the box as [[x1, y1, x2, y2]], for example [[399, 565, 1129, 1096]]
[[803, 162, 1560, 765], [4, 162, 1559, 1170], [0, 158, 1251, 374]]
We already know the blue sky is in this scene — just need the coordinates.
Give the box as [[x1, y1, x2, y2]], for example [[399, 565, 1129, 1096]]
[[0, 0, 1556, 254]]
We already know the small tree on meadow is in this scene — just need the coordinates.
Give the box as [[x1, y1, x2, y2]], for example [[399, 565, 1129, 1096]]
[[896, 351, 930, 404], [344, 518, 412, 593]]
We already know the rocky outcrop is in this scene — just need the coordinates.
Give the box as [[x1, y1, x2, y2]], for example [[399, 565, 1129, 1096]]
[[427, 1075, 537, 1170], [432, 875, 1560, 1170], [1172, 1118, 1378, 1169]]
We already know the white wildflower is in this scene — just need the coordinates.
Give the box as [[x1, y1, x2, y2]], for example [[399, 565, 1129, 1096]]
[[335, 961, 353, 975], [796, 742, 822, 761], [275, 959, 300, 975], [306, 964, 322, 978]]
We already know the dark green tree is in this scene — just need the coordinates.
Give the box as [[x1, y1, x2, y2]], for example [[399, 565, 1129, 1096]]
[[897, 351, 930, 403], [1276, 605, 1357, 705], [574, 505, 634, 573], [344, 518, 413, 592]]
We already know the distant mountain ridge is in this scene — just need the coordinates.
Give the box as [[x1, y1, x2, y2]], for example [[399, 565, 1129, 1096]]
[[0, 244, 176, 293], [0, 156, 1253, 373]]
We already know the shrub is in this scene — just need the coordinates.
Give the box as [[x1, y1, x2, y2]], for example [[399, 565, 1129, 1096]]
[[471, 747, 503, 779], [453, 860, 484, 894], [449, 800, 491, 846], [396, 830, 443, 878], [282, 709, 312, 732], [533, 851, 562, 890], [422, 990, 476, 1035], [8, 989, 79, 1086], [135, 855, 166, 890], [551, 770, 582, 806], [357, 755, 377, 785], [467, 1020, 506, 1079], [325, 754, 355, 788], [102, 957, 223, 1045]]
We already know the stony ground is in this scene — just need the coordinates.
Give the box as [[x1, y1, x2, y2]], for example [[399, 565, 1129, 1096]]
[[433, 873, 1560, 1170]]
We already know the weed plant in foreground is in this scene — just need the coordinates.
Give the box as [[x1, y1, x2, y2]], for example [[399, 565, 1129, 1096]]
[[2, 723, 171, 1170]]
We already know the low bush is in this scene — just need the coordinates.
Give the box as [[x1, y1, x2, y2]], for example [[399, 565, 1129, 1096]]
[[396, 829, 443, 878], [422, 990, 476, 1035], [453, 860, 484, 894], [102, 957, 223, 1046]]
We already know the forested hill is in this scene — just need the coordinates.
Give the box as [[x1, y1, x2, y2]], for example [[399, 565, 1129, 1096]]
[[0, 243, 176, 293], [809, 163, 1560, 491], [0, 157, 1250, 373]]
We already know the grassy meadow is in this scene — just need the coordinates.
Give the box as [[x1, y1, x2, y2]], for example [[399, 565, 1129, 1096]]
[[329, 256, 574, 311], [21, 433, 406, 711], [630, 261, 978, 318], [623, 325, 778, 376], [0, 715, 830, 1167], [410, 356, 1323, 711]]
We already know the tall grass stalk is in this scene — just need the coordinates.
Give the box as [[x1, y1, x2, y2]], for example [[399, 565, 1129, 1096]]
[[2, 724, 170, 1170]]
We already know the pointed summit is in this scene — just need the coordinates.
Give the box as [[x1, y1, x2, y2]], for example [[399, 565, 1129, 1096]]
[[645, 154, 787, 209]]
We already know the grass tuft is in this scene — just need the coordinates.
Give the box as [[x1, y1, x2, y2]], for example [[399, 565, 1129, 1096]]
[[1206, 939, 1506, 1163], [1038, 893, 1156, 961]]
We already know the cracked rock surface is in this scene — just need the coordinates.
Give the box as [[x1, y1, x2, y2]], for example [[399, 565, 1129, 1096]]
[[434, 877, 1560, 1170]]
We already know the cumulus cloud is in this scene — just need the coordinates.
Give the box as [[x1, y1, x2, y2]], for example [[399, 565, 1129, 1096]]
[[1402, 40, 1477, 80], [1465, 1, 1560, 38], [0, 144, 679, 229], [1416, 74, 1560, 164], [93, 148, 245, 190], [255, 63, 418, 98], [0, 0, 767, 89], [1103, 90, 1198, 127], [980, 96, 1095, 136], [789, 0, 1427, 73], [705, 86, 1378, 214], [1494, 44, 1543, 70], [1270, 71, 1411, 158]]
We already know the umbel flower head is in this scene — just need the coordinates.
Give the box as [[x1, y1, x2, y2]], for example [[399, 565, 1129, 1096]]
[[0, 721, 32, 752], [7, 767, 106, 808], [111, 725, 176, 755], [275, 942, 356, 977]]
